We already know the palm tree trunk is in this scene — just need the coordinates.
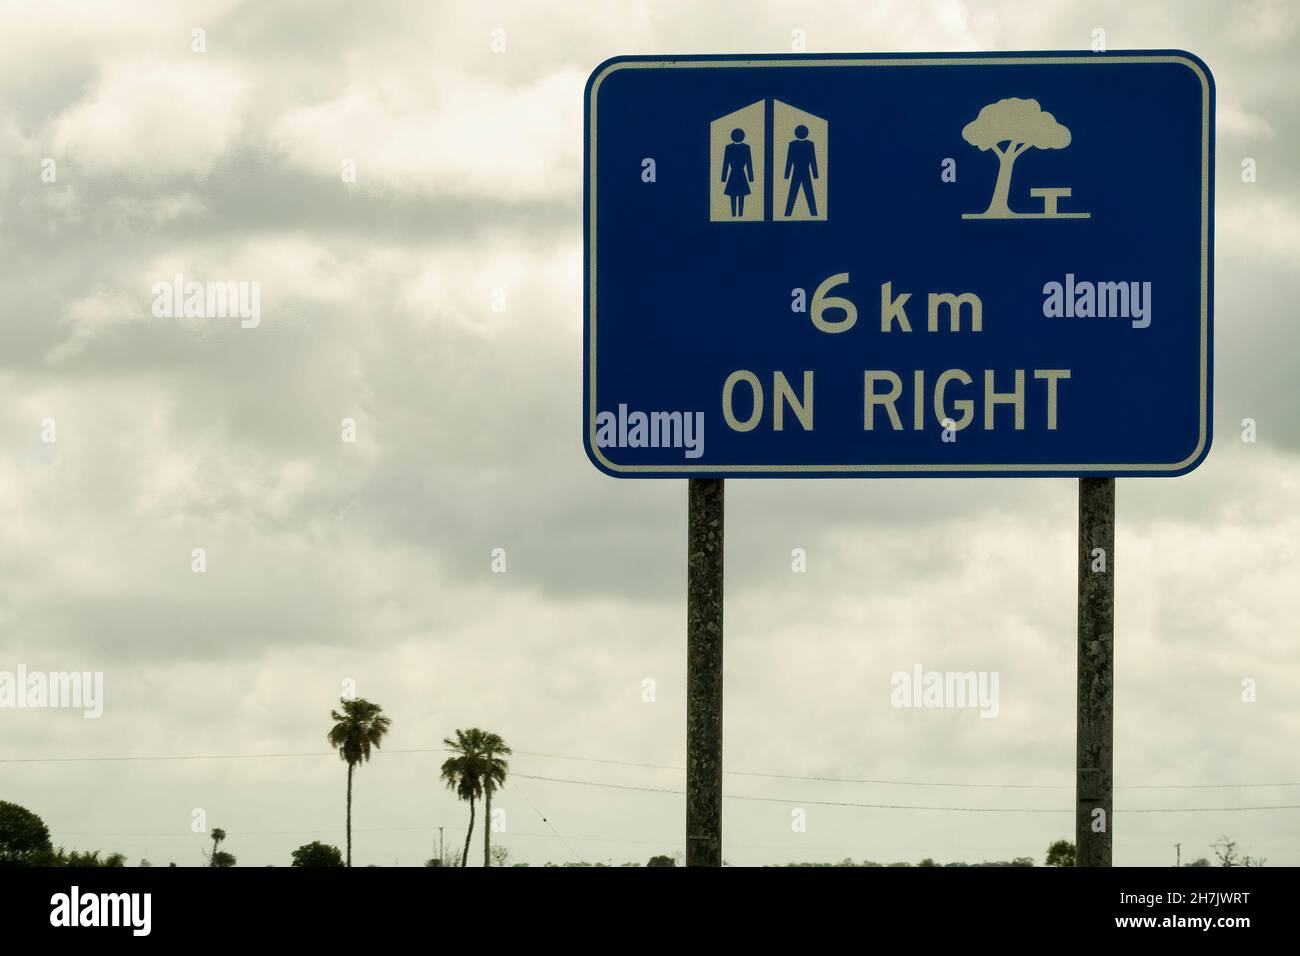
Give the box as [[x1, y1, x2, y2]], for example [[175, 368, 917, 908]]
[[484, 788, 492, 867], [461, 797, 476, 867], [346, 761, 354, 868]]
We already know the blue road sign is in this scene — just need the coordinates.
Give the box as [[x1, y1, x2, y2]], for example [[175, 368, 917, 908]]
[[584, 52, 1213, 478]]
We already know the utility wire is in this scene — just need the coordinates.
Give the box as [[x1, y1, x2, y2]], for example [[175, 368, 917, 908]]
[[509, 773, 1300, 813], [507, 777, 582, 863], [3, 746, 1297, 792]]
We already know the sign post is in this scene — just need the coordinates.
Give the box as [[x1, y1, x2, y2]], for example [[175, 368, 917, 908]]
[[686, 478, 725, 866], [1077, 477, 1115, 865], [584, 51, 1213, 867]]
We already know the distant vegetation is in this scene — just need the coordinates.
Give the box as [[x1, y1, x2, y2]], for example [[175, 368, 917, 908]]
[[206, 827, 235, 867], [292, 841, 345, 867], [0, 800, 130, 867], [1044, 839, 1075, 867]]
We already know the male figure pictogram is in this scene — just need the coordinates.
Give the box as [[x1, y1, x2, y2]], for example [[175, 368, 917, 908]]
[[783, 124, 818, 217]]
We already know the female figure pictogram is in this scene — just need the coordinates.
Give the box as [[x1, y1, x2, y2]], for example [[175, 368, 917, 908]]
[[721, 128, 753, 217]]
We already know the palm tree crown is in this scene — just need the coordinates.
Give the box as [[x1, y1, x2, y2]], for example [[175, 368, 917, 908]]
[[440, 728, 487, 800], [328, 698, 391, 766]]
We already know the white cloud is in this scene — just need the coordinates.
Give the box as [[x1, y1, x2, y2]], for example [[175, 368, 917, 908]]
[[271, 68, 584, 201], [1228, 0, 1300, 49], [1219, 101, 1275, 141], [1219, 196, 1300, 264], [47, 290, 146, 362], [50, 60, 246, 177]]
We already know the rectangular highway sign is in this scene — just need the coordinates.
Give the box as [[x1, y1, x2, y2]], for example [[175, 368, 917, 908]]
[[584, 51, 1213, 477]]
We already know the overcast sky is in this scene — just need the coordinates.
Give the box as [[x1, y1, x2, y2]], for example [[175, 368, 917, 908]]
[[1, 0, 1297, 867]]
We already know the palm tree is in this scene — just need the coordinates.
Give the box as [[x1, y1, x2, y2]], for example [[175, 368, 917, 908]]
[[327, 697, 392, 867], [208, 827, 226, 867], [478, 732, 511, 867], [439, 728, 511, 867], [440, 728, 498, 867]]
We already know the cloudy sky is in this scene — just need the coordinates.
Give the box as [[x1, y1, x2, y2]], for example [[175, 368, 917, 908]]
[[1, 0, 1297, 867]]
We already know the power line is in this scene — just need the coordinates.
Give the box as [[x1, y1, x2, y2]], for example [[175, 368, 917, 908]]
[[517, 751, 1300, 791], [509, 773, 1300, 813], [506, 777, 582, 863], [0, 750, 342, 763], [60, 825, 453, 838], [4, 745, 1299, 793]]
